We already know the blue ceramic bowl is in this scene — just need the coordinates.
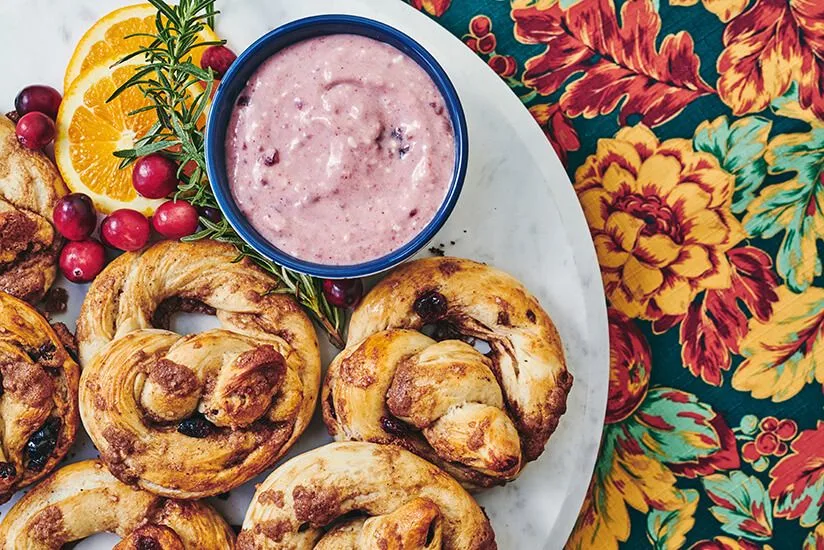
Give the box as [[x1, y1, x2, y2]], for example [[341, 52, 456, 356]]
[[206, 14, 468, 279]]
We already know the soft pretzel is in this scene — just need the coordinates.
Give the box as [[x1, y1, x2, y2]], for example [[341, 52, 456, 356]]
[[76, 239, 321, 499], [237, 442, 497, 549], [324, 257, 571, 487], [0, 291, 79, 503], [0, 116, 68, 303], [0, 459, 235, 548]]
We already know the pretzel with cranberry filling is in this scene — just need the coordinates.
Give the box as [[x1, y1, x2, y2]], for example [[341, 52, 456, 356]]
[[0, 116, 68, 303], [0, 291, 79, 503], [324, 257, 571, 488], [0, 459, 235, 548], [76, 240, 320, 499], [238, 442, 496, 549]]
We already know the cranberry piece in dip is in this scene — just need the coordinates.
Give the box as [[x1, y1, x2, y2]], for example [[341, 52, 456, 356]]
[[224, 34, 455, 265]]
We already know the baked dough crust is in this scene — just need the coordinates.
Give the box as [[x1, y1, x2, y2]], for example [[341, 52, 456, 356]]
[[237, 442, 497, 549], [324, 257, 572, 488], [0, 116, 68, 302], [0, 291, 79, 503], [0, 459, 235, 548], [76, 240, 321, 499]]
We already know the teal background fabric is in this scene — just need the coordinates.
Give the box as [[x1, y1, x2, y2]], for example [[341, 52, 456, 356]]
[[405, 0, 824, 548]]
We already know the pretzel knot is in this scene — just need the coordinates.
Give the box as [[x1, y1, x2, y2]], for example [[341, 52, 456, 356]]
[[77, 240, 321, 499], [324, 257, 572, 488], [0, 117, 68, 303], [238, 442, 496, 549], [325, 331, 522, 485], [0, 292, 79, 503], [0, 460, 234, 548]]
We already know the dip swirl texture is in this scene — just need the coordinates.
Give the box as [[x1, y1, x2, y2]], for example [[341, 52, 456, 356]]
[[225, 34, 455, 265]]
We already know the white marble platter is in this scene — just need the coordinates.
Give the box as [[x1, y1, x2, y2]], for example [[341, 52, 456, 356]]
[[0, 0, 609, 547]]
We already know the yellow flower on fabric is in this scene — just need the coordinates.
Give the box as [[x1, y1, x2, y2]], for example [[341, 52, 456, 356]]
[[575, 125, 745, 321]]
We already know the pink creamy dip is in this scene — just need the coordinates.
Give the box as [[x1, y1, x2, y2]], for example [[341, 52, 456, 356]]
[[225, 34, 455, 265]]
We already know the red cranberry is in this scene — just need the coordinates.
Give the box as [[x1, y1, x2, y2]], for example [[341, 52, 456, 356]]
[[15, 112, 55, 150], [132, 154, 179, 199], [322, 279, 364, 309], [14, 85, 62, 120], [152, 200, 199, 240], [59, 240, 106, 283], [101, 209, 150, 251], [200, 45, 237, 79], [53, 193, 97, 241]]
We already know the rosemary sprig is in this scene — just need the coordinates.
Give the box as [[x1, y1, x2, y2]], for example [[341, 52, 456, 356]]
[[107, 0, 345, 348]]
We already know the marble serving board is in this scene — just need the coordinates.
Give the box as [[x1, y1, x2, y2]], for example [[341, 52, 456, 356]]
[[0, 0, 609, 547]]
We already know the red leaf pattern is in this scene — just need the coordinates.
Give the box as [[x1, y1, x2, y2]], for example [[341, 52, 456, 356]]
[[512, 0, 715, 126], [680, 247, 779, 385]]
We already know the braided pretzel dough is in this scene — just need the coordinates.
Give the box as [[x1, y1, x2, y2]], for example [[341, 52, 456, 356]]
[[76, 240, 320, 498], [0, 291, 79, 503], [0, 116, 67, 303], [238, 442, 497, 549], [324, 257, 571, 487], [0, 459, 234, 548]]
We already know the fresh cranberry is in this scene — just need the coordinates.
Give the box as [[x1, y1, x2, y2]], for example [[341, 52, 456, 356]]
[[755, 432, 779, 455], [59, 240, 106, 283], [322, 279, 364, 309], [741, 441, 759, 462], [200, 45, 237, 79], [15, 112, 55, 150], [759, 416, 779, 432], [101, 209, 150, 251], [53, 193, 97, 241], [477, 34, 497, 54], [152, 200, 199, 240], [198, 206, 222, 224], [775, 419, 797, 440], [470, 15, 492, 38], [132, 154, 179, 199], [14, 85, 62, 120]]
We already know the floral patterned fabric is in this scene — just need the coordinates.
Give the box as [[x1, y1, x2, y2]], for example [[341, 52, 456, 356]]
[[405, 0, 824, 548]]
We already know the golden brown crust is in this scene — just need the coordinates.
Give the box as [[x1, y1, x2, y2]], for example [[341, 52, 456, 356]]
[[239, 442, 497, 549], [0, 460, 235, 549], [0, 291, 80, 503], [0, 116, 67, 303], [76, 240, 321, 499], [325, 257, 572, 488]]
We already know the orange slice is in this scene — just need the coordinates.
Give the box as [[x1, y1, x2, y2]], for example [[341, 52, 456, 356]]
[[64, 3, 220, 91], [55, 57, 165, 215]]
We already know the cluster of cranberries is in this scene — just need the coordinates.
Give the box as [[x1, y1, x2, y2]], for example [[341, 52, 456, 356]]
[[53, 154, 201, 284], [13, 85, 61, 151]]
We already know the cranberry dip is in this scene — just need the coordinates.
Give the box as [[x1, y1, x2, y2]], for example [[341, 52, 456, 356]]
[[224, 34, 456, 265]]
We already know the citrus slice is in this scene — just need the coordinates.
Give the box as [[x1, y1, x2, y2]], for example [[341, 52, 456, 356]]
[[64, 3, 220, 91], [55, 57, 165, 215]]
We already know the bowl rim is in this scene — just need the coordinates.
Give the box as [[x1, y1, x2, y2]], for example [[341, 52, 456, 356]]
[[205, 14, 469, 279]]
